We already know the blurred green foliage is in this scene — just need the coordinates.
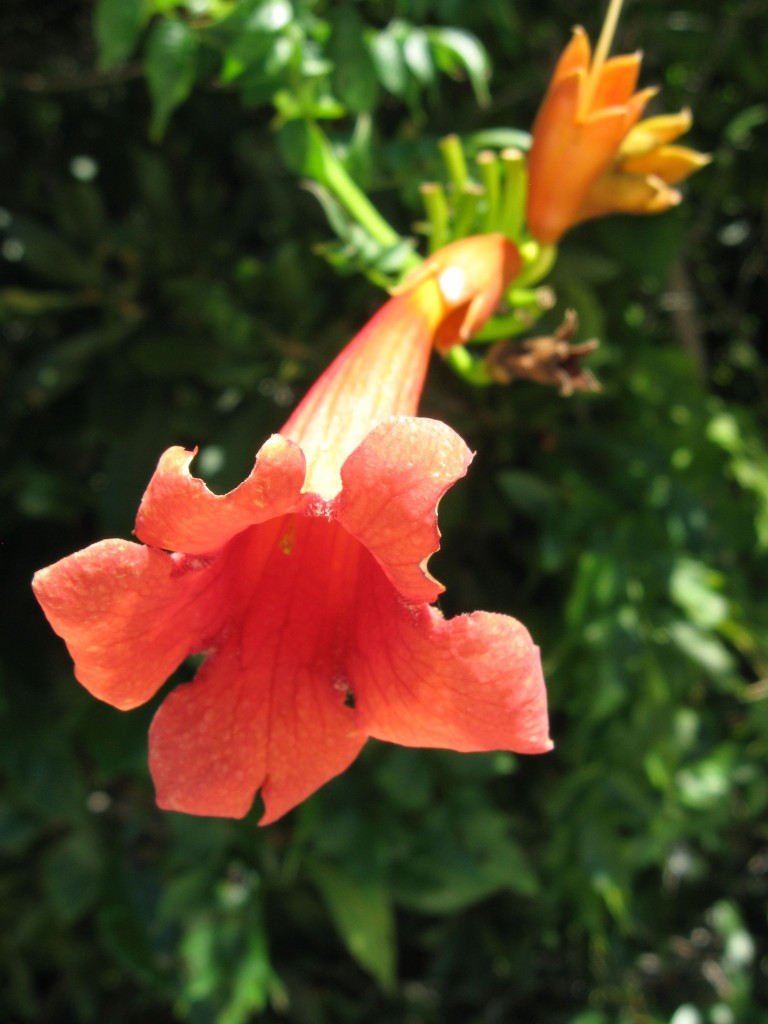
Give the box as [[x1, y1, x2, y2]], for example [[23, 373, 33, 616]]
[[2, 0, 767, 1021]]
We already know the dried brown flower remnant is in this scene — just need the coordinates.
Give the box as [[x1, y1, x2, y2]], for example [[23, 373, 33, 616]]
[[486, 310, 600, 396]]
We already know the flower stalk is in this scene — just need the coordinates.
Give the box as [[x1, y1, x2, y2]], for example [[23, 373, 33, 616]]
[[304, 121, 408, 254], [419, 182, 451, 253], [499, 147, 527, 241], [476, 150, 501, 233], [439, 133, 471, 190]]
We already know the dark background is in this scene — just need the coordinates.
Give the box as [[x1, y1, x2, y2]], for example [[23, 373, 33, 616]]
[[2, 1, 767, 1021]]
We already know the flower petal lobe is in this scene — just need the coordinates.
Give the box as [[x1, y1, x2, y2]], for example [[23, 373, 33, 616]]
[[149, 521, 368, 823], [135, 435, 306, 553], [337, 417, 472, 603], [351, 566, 552, 754], [32, 539, 229, 709]]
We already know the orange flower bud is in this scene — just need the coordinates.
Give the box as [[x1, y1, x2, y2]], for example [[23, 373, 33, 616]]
[[526, 3, 708, 243]]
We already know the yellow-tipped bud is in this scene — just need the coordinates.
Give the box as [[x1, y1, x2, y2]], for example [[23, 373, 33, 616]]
[[620, 108, 693, 157], [621, 144, 712, 184]]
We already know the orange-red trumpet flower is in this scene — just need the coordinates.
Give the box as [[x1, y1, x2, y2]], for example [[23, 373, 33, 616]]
[[33, 235, 551, 826]]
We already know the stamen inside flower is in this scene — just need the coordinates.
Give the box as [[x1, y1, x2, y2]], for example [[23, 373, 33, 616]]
[[580, 0, 626, 116], [279, 518, 295, 555]]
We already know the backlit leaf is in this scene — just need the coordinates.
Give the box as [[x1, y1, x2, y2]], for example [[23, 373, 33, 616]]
[[145, 18, 199, 140], [311, 863, 396, 992], [94, 0, 144, 69]]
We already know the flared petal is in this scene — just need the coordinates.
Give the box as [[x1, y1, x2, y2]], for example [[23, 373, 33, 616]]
[[148, 516, 367, 823], [622, 85, 659, 131], [336, 417, 472, 603], [351, 566, 552, 755], [149, 631, 365, 824], [621, 144, 711, 184], [620, 109, 693, 157], [577, 169, 681, 221], [551, 26, 591, 84], [589, 52, 641, 111], [135, 434, 306, 553], [576, 105, 643, 160], [32, 539, 231, 709]]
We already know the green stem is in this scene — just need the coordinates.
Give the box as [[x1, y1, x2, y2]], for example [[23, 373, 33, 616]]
[[439, 134, 470, 191], [308, 122, 403, 250], [476, 150, 501, 233], [452, 183, 484, 240], [515, 241, 558, 287], [471, 306, 550, 341], [420, 182, 450, 253], [500, 148, 527, 241], [445, 344, 495, 386]]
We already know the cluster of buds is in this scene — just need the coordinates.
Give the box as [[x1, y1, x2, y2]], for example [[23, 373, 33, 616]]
[[407, 0, 708, 392]]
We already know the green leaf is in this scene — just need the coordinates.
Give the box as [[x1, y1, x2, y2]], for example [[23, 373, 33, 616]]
[[3, 737, 86, 820], [566, 550, 619, 624], [497, 469, 558, 517], [428, 27, 490, 106], [395, 809, 538, 914], [675, 750, 733, 810], [329, 6, 379, 114], [277, 120, 403, 251], [368, 22, 408, 98], [397, 846, 538, 913], [145, 18, 199, 140], [725, 103, 768, 145], [98, 878, 162, 985], [12, 324, 136, 411], [2, 215, 95, 287], [402, 28, 434, 86], [94, 0, 144, 70], [0, 800, 40, 856], [669, 558, 729, 629], [707, 407, 768, 548], [242, 0, 292, 32], [42, 833, 102, 924], [374, 748, 432, 811], [174, 881, 276, 1023], [466, 128, 532, 153], [216, 0, 291, 66], [668, 621, 736, 677], [219, 927, 271, 1024], [310, 863, 396, 992]]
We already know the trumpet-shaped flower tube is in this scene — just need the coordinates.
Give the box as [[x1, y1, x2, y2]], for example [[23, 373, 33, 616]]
[[526, 22, 707, 244], [33, 235, 551, 825]]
